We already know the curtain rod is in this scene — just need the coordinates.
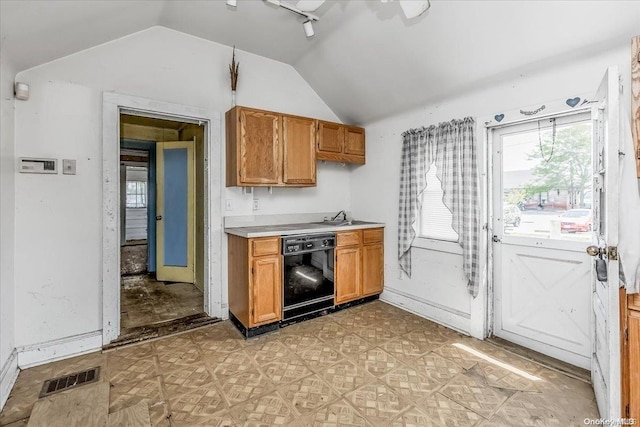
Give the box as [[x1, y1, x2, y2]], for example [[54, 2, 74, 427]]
[[484, 106, 592, 130]]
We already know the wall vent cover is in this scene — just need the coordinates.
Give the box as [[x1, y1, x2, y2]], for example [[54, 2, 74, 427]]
[[39, 367, 100, 398]]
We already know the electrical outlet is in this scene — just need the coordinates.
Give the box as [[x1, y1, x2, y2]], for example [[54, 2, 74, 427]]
[[225, 199, 233, 211], [253, 199, 260, 211]]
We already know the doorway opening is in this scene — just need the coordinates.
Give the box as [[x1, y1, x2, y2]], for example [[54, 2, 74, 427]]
[[490, 111, 594, 370], [116, 113, 215, 344]]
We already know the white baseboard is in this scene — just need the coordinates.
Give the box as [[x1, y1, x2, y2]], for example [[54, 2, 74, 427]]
[[380, 288, 472, 335], [17, 331, 102, 369], [1, 349, 19, 411]]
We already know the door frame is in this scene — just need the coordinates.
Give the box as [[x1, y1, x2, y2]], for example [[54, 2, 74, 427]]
[[102, 92, 222, 345]]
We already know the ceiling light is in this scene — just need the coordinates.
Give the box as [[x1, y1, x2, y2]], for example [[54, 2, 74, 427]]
[[226, 0, 237, 6], [303, 20, 314, 38], [262, 0, 320, 38], [398, 0, 430, 19]]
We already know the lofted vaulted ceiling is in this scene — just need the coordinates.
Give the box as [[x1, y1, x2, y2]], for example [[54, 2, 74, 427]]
[[2, 0, 640, 124]]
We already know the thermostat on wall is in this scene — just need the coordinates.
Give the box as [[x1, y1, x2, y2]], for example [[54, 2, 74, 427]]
[[19, 158, 58, 174]]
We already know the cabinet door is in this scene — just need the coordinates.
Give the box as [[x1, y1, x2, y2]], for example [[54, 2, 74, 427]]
[[251, 256, 282, 326], [362, 243, 384, 297], [344, 126, 365, 157], [335, 246, 361, 304], [239, 109, 280, 184], [318, 121, 344, 154], [283, 116, 316, 185], [630, 310, 640, 419]]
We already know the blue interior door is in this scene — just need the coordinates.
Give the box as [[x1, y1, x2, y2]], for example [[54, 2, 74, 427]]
[[156, 140, 195, 283]]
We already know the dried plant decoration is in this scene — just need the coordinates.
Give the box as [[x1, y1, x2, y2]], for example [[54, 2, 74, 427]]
[[229, 46, 239, 91]]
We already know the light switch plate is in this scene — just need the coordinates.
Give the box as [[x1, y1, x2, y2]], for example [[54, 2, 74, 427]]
[[62, 159, 76, 175]]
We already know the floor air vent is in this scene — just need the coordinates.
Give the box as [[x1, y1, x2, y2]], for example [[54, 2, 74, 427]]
[[39, 367, 100, 398]]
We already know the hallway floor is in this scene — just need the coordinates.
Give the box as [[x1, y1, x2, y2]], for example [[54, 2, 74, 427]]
[[0, 301, 598, 426], [121, 275, 204, 331]]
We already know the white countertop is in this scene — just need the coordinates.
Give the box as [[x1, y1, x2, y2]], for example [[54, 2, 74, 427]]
[[225, 221, 385, 238]]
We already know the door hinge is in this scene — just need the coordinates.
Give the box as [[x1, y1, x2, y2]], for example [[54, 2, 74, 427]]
[[625, 404, 630, 418], [625, 327, 629, 341], [251, 267, 254, 275], [606, 245, 618, 260]]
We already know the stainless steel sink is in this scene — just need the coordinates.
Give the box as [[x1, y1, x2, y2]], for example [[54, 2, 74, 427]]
[[311, 220, 375, 227], [313, 220, 352, 226]]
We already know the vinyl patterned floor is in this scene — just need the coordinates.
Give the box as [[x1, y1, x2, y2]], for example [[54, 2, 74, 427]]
[[0, 301, 599, 426], [120, 275, 204, 331]]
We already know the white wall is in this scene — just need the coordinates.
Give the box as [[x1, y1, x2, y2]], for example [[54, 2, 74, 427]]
[[13, 26, 348, 348], [351, 43, 632, 338], [0, 54, 17, 407]]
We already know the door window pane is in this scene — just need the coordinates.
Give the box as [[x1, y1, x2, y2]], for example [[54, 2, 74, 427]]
[[501, 120, 592, 241]]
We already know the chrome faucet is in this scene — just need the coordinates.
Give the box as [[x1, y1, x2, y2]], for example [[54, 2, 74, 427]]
[[331, 210, 347, 221]]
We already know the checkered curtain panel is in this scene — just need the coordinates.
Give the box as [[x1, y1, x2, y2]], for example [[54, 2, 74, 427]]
[[398, 117, 480, 297]]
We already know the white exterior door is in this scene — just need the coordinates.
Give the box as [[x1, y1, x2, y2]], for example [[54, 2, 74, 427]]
[[492, 112, 594, 369], [589, 66, 621, 419]]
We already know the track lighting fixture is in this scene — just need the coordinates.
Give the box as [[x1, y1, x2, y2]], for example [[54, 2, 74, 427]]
[[303, 20, 314, 37], [263, 0, 320, 37]]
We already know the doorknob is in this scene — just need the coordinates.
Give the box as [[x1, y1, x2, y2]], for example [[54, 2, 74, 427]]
[[156, 215, 163, 221], [586, 245, 601, 256]]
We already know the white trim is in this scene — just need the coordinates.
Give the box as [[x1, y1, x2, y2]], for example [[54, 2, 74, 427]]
[[380, 288, 471, 335], [412, 237, 463, 255], [102, 92, 223, 345], [486, 106, 591, 129], [16, 331, 102, 369], [0, 350, 19, 410]]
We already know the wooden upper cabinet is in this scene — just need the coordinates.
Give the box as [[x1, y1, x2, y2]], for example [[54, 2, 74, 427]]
[[283, 115, 316, 185], [317, 121, 344, 153], [239, 108, 280, 184], [226, 106, 317, 187], [317, 121, 365, 165], [345, 126, 365, 157]]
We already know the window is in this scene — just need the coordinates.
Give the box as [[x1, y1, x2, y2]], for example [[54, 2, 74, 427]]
[[416, 163, 459, 242], [125, 165, 148, 208], [126, 181, 147, 208]]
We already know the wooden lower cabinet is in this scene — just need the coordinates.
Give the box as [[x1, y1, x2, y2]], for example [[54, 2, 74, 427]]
[[335, 228, 384, 304], [629, 311, 640, 419], [335, 246, 362, 304], [228, 234, 282, 328], [622, 291, 640, 420], [251, 256, 281, 325], [362, 243, 384, 297]]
